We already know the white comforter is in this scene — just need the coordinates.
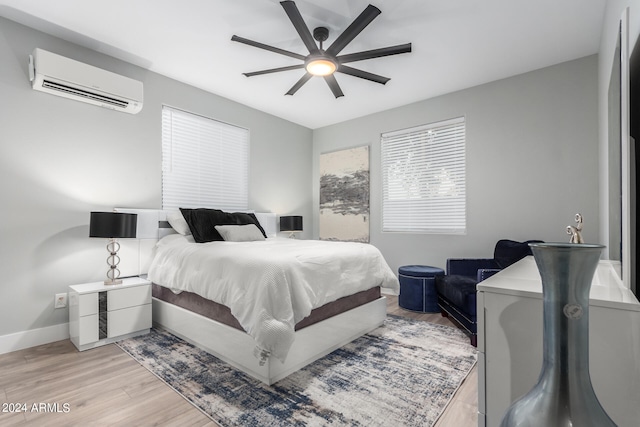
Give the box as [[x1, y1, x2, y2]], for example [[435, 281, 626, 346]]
[[147, 235, 399, 363]]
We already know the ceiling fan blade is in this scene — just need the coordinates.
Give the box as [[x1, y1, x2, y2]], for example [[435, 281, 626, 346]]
[[231, 35, 306, 60], [285, 72, 313, 95], [337, 43, 412, 64], [326, 5, 381, 56], [337, 65, 390, 85], [324, 74, 344, 98], [243, 64, 305, 77], [280, 1, 319, 54]]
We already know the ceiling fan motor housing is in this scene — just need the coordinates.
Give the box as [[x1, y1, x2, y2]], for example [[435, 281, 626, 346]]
[[313, 26, 329, 43]]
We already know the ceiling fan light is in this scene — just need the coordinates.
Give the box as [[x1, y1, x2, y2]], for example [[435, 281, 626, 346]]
[[306, 58, 337, 76]]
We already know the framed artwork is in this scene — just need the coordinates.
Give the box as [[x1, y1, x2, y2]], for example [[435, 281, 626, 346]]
[[319, 145, 370, 242]]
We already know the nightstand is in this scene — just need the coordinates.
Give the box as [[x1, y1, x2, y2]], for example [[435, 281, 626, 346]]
[[69, 277, 152, 351]]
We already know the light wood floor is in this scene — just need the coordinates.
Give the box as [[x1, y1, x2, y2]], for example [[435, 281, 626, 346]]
[[0, 296, 477, 426]]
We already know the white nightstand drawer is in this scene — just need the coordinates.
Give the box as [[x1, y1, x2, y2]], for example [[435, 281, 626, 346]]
[[78, 314, 99, 345], [108, 285, 151, 311], [107, 304, 152, 338], [70, 278, 151, 351], [79, 293, 98, 316]]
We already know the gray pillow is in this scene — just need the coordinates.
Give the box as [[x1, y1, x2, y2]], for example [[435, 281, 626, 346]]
[[166, 211, 191, 235], [214, 224, 266, 242]]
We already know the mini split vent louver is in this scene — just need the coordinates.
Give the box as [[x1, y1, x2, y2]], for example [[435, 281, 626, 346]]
[[28, 48, 143, 114]]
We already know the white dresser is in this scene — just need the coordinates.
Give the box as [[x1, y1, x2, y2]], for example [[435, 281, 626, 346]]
[[477, 257, 640, 427], [69, 277, 152, 351]]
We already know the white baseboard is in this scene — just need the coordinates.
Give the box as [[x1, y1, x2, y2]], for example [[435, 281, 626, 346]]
[[0, 323, 70, 355]]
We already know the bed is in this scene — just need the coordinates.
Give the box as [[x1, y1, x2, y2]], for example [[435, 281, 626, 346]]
[[116, 208, 399, 385]]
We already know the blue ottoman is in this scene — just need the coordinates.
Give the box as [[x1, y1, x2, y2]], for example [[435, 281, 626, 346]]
[[398, 265, 445, 313]]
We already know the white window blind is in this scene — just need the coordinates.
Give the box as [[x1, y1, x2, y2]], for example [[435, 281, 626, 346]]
[[381, 117, 466, 234], [162, 106, 249, 211]]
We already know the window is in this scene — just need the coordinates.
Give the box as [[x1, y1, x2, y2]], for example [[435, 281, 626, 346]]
[[161, 106, 249, 211], [381, 117, 466, 234]]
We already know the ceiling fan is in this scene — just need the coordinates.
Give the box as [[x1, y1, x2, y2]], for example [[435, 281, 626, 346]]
[[231, 1, 411, 98]]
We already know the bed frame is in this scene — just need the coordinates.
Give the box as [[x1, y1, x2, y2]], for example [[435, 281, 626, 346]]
[[115, 208, 389, 385], [154, 297, 386, 384]]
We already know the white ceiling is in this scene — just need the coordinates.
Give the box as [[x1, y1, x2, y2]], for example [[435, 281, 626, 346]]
[[0, 0, 606, 129]]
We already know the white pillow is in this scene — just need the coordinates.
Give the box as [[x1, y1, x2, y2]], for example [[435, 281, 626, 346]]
[[167, 211, 191, 235], [214, 224, 266, 242]]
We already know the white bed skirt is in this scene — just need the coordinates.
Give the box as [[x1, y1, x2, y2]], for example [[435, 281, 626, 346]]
[[151, 296, 387, 385]]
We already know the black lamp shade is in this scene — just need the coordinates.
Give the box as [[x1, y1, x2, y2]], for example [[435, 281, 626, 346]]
[[89, 212, 137, 238], [280, 215, 303, 232]]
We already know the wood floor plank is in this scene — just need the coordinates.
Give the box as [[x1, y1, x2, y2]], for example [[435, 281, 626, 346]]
[[0, 295, 477, 426], [119, 368, 168, 398], [5, 352, 140, 399], [0, 410, 27, 426], [0, 351, 28, 372]]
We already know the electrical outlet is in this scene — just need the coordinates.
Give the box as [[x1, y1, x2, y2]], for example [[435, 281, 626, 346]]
[[54, 293, 67, 309]]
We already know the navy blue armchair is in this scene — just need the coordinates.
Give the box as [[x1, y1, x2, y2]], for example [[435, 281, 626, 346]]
[[436, 239, 542, 346]]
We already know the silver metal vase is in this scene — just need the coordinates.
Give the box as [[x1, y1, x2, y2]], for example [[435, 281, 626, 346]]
[[500, 243, 616, 427]]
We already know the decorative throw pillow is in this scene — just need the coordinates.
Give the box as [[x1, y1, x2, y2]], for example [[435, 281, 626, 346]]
[[493, 239, 543, 269], [179, 208, 268, 243], [166, 211, 191, 235], [215, 224, 266, 242]]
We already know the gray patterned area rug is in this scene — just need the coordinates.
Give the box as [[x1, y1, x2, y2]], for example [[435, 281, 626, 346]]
[[116, 315, 476, 427]]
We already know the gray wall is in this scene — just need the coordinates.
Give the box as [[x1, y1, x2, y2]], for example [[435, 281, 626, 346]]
[[0, 17, 312, 337], [313, 55, 600, 275]]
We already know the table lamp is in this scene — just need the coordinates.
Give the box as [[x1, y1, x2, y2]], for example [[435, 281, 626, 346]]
[[280, 215, 303, 238], [90, 211, 137, 285]]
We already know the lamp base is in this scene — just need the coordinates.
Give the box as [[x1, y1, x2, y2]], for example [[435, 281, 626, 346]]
[[105, 239, 123, 285]]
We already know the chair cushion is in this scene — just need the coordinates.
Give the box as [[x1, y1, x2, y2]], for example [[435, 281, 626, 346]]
[[435, 275, 477, 317], [493, 239, 541, 269], [398, 265, 445, 278]]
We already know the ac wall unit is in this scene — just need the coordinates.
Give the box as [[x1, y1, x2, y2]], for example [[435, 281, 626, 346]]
[[28, 48, 143, 114]]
